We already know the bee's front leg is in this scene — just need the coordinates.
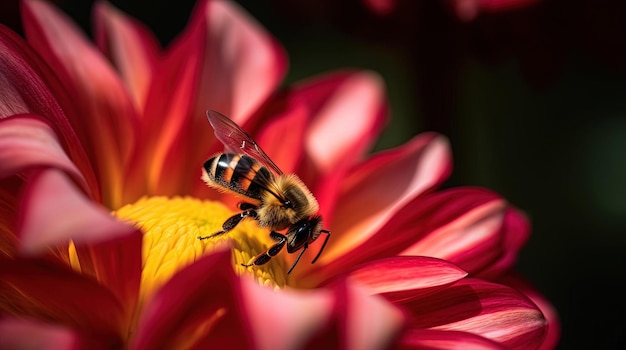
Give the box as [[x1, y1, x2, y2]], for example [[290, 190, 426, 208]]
[[197, 209, 258, 240], [242, 231, 286, 267]]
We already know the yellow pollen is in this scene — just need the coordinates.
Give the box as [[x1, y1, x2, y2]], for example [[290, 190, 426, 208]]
[[111, 196, 288, 304]]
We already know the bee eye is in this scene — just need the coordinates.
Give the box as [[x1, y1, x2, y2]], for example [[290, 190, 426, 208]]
[[283, 200, 293, 209]]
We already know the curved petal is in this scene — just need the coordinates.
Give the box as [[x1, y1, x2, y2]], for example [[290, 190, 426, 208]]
[[16, 168, 139, 255], [332, 280, 406, 350], [0, 318, 79, 350], [299, 70, 388, 176], [0, 25, 98, 199], [403, 279, 547, 349], [475, 207, 531, 279], [499, 274, 560, 350], [0, 256, 125, 346], [401, 189, 508, 274], [398, 329, 507, 350], [15, 168, 142, 319], [348, 256, 468, 302], [22, 0, 140, 208], [240, 276, 335, 350], [132, 249, 254, 349], [0, 115, 87, 191], [142, 0, 287, 196], [304, 187, 507, 283], [317, 133, 452, 264], [93, 1, 160, 112]]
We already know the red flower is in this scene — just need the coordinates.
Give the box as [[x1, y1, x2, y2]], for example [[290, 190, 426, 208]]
[[0, 0, 556, 348]]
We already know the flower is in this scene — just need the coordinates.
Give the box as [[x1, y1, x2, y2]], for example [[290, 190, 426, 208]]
[[0, 0, 556, 348]]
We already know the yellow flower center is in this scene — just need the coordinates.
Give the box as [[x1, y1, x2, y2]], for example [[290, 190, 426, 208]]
[[112, 196, 289, 304]]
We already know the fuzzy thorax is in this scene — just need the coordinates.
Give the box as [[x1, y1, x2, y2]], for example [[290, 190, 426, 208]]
[[257, 174, 319, 230]]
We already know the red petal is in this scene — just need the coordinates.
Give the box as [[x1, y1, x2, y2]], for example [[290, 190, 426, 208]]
[[16, 169, 138, 255], [132, 249, 253, 349], [239, 276, 335, 350], [401, 189, 508, 273], [0, 256, 125, 345], [22, 0, 140, 208], [0, 26, 99, 199], [298, 70, 388, 175], [0, 318, 79, 350], [475, 207, 531, 279], [499, 274, 560, 350], [404, 279, 547, 349], [0, 115, 87, 192], [142, 0, 287, 196], [93, 1, 160, 111], [332, 280, 406, 350], [317, 133, 451, 264], [348, 256, 468, 302], [398, 329, 506, 350]]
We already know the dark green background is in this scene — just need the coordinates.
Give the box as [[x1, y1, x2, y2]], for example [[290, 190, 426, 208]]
[[4, 0, 626, 348]]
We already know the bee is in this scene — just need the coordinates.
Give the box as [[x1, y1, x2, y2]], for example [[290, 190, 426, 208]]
[[198, 110, 331, 274]]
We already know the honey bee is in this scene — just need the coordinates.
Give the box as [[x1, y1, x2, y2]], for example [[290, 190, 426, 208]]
[[198, 110, 331, 274]]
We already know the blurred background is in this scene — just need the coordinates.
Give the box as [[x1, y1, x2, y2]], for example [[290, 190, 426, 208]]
[[3, 0, 626, 348]]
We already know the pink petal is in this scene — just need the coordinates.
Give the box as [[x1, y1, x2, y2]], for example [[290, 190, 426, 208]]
[[305, 187, 506, 283], [0, 115, 87, 193], [398, 329, 506, 350], [300, 70, 388, 175], [132, 249, 253, 349], [22, 0, 140, 208], [16, 168, 142, 313], [16, 168, 139, 255], [348, 256, 468, 301], [404, 279, 547, 349], [93, 1, 160, 111], [254, 102, 308, 175], [0, 318, 79, 350], [142, 0, 287, 196], [401, 188, 508, 274], [0, 256, 125, 345], [240, 276, 335, 350], [333, 280, 406, 350], [499, 274, 560, 350], [318, 133, 452, 264], [475, 207, 531, 279], [0, 26, 98, 199]]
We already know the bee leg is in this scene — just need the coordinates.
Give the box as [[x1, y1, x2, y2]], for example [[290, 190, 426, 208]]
[[242, 231, 286, 268], [197, 209, 258, 240], [238, 202, 257, 211]]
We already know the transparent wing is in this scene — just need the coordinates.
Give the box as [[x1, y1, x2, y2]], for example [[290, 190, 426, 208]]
[[207, 110, 283, 175]]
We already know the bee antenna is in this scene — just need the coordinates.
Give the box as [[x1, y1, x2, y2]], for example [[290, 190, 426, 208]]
[[311, 230, 331, 264]]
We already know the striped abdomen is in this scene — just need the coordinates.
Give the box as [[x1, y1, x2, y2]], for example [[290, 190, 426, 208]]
[[203, 153, 273, 200]]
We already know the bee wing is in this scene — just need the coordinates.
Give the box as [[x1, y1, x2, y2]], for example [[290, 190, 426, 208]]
[[207, 110, 284, 175]]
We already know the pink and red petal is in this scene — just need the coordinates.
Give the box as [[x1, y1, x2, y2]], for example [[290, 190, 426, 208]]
[[0, 257, 125, 346], [131, 249, 254, 349], [297, 70, 388, 177], [0, 25, 98, 199], [499, 274, 560, 350], [0, 318, 79, 350], [403, 278, 547, 349], [398, 329, 507, 350], [314, 133, 452, 265], [22, 0, 141, 208], [0, 115, 87, 191], [93, 1, 160, 112], [141, 0, 287, 196], [348, 256, 468, 302], [15, 168, 142, 316]]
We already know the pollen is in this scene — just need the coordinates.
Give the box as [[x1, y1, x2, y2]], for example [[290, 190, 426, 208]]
[[112, 196, 288, 303]]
